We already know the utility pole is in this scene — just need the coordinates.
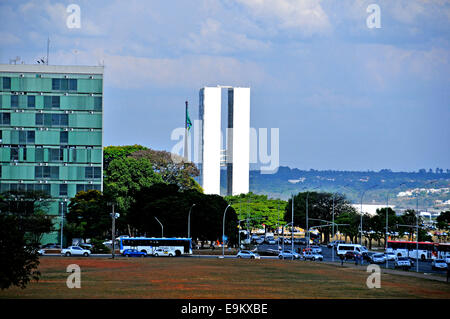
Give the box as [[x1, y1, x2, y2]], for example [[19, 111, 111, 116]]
[[291, 194, 294, 257], [110, 203, 119, 259]]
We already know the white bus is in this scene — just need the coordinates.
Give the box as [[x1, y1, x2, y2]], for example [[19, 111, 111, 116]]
[[386, 240, 438, 261], [336, 244, 368, 256], [118, 237, 192, 257]]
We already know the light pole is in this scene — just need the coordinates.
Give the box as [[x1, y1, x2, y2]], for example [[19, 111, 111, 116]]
[[282, 222, 293, 258], [187, 203, 196, 239], [222, 204, 231, 258], [291, 194, 294, 255], [154, 216, 164, 238], [60, 200, 65, 249], [238, 220, 245, 249], [110, 204, 119, 259]]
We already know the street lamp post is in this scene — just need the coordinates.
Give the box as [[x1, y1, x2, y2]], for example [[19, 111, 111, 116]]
[[187, 204, 196, 239], [222, 205, 231, 258], [291, 194, 294, 256], [60, 201, 65, 249], [359, 184, 378, 245], [238, 220, 245, 249], [154, 216, 164, 238], [281, 222, 293, 258], [110, 204, 120, 259]]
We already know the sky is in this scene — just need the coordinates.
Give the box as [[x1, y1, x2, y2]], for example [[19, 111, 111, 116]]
[[0, 0, 449, 172]]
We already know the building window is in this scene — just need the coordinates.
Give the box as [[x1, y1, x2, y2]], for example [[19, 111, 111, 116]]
[[17, 131, 34, 144], [85, 167, 101, 179], [60, 131, 68, 144], [0, 113, 10, 125], [60, 184, 68, 196], [35, 147, 44, 162], [44, 96, 60, 108], [23, 147, 27, 161], [94, 97, 102, 110], [50, 148, 64, 162], [3, 77, 11, 90], [36, 114, 68, 127], [10, 146, 19, 161], [27, 95, 35, 108], [52, 78, 77, 91], [11, 95, 19, 108], [35, 166, 59, 179]]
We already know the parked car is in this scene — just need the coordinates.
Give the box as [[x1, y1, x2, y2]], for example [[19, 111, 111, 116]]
[[122, 248, 147, 257], [38, 249, 45, 256], [255, 236, 265, 244], [79, 243, 93, 250], [344, 251, 362, 261], [236, 250, 260, 259], [265, 237, 276, 245], [385, 252, 396, 261], [327, 240, 345, 248], [41, 243, 60, 249], [394, 257, 412, 270], [370, 253, 386, 264], [298, 238, 308, 245], [303, 251, 323, 261], [61, 246, 91, 257], [309, 245, 322, 253], [278, 250, 301, 260], [432, 259, 448, 270], [445, 256, 450, 264], [153, 248, 174, 257]]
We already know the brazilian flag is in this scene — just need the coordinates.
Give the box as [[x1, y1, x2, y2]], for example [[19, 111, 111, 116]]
[[186, 108, 192, 131]]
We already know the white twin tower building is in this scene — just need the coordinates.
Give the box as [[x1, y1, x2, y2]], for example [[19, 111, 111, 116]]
[[198, 86, 250, 196]]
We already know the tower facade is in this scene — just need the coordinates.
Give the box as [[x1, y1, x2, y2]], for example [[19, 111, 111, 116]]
[[0, 64, 104, 245], [199, 86, 250, 196]]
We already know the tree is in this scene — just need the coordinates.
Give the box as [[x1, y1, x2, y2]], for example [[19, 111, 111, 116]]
[[65, 190, 110, 243], [128, 183, 238, 246], [0, 190, 53, 289], [103, 144, 148, 171], [436, 211, 450, 231], [224, 193, 287, 233], [286, 192, 356, 243], [129, 149, 201, 192], [103, 156, 164, 236]]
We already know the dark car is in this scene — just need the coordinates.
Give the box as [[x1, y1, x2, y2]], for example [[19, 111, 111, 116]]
[[344, 251, 362, 260], [122, 249, 147, 257]]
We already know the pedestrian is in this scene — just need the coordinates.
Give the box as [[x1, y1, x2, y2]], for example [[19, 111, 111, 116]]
[[340, 254, 344, 266], [355, 254, 358, 265]]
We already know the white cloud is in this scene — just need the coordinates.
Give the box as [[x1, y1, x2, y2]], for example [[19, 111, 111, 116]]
[[235, 0, 332, 36]]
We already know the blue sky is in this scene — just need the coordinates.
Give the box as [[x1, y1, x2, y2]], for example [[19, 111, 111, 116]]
[[1, 0, 449, 171]]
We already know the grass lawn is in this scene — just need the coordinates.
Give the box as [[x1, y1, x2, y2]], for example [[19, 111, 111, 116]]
[[1, 257, 449, 299]]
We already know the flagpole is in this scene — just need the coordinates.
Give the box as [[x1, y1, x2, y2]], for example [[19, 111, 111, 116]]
[[184, 101, 188, 160]]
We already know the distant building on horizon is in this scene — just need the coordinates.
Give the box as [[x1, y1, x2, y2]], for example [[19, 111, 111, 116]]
[[0, 64, 104, 245]]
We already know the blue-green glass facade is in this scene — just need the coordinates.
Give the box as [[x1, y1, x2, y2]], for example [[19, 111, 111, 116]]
[[0, 64, 104, 245]]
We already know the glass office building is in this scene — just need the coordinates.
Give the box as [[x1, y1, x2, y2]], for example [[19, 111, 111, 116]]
[[0, 64, 104, 245]]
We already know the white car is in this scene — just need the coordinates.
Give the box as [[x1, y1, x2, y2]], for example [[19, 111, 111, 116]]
[[445, 256, 450, 264], [278, 250, 301, 259], [153, 248, 174, 257], [303, 251, 323, 261], [61, 246, 91, 257], [309, 245, 322, 253], [265, 237, 276, 245], [38, 249, 45, 256], [370, 253, 386, 264], [432, 259, 448, 270], [385, 252, 396, 261], [394, 257, 411, 270], [236, 250, 261, 259]]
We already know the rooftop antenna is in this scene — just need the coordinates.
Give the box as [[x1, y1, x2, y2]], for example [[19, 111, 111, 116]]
[[46, 37, 50, 65]]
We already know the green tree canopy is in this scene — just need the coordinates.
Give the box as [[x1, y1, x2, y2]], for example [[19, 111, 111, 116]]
[[0, 190, 53, 289], [103, 144, 148, 171], [436, 211, 450, 231], [129, 149, 201, 192], [286, 191, 357, 243], [65, 190, 110, 243], [224, 192, 286, 232], [128, 183, 238, 245], [103, 156, 164, 235]]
